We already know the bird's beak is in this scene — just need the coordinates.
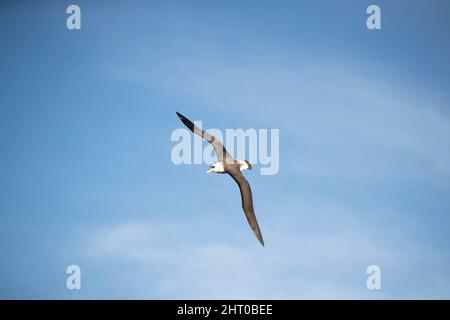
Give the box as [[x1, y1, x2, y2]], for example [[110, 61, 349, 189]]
[[206, 168, 213, 174]]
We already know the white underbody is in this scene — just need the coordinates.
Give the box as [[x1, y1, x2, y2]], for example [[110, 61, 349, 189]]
[[206, 160, 251, 174]]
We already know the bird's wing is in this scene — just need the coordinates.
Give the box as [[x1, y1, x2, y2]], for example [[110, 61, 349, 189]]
[[176, 112, 234, 163], [227, 167, 265, 246]]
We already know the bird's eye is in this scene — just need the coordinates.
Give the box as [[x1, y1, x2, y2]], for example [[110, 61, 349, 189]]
[[212, 165, 215, 168]]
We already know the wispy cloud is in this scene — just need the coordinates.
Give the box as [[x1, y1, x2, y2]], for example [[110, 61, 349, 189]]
[[105, 56, 450, 181], [91, 54, 450, 299], [84, 197, 450, 299]]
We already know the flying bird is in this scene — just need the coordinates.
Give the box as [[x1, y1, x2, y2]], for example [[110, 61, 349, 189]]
[[176, 112, 265, 246]]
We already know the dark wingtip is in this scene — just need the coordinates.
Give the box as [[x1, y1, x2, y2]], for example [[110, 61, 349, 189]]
[[258, 236, 265, 247], [176, 111, 195, 132], [254, 229, 265, 247]]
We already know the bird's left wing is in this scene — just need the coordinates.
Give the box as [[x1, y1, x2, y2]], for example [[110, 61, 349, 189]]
[[227, 167, 265, 246]]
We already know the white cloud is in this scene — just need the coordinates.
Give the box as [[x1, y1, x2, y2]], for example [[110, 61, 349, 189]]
[[84, 199, 450, 299], [95, 51, 450, 299], [105, 56, 450, 180]]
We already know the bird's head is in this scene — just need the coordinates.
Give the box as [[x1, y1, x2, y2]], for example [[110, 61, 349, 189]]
[[206, 162, 225, 174]]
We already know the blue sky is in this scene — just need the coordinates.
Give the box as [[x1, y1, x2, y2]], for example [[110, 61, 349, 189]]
[[0, 0, 450, 299]]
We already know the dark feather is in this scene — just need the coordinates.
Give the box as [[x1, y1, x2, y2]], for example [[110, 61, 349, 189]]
[[227, 166, 265, 246]]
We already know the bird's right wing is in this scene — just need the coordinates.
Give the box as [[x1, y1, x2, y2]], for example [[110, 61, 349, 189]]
[[176, 112, 234, 163], [227, 167, 265, 246]]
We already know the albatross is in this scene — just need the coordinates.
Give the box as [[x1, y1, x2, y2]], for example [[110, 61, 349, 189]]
[[176, 112, 265, 247]]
